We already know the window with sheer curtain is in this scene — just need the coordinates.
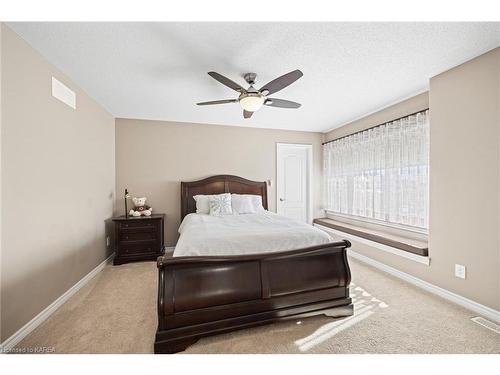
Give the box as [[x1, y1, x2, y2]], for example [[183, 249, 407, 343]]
[[324, 109, 429, 230]]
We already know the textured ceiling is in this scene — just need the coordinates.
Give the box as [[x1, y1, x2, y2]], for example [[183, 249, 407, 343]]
[[7, 22, 500, 132]]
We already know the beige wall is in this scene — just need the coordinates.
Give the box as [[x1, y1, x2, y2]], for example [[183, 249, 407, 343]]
[[326, 48, 500, 310], [0, 25, 115, 341], [429, 47, 499, 310], [115, 119, 324, 246]]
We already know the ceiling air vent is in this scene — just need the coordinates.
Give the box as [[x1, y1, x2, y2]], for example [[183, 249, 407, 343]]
[[471, 317, 500, 334], [51, 77, 76, 109]]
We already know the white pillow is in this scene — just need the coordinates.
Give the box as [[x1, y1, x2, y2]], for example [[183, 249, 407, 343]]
[[231, 194, 256, 214], [250, 195, 265, 212], [231, 194, 265, 214], [208, 193, 232, 216], [193, 194, 211, 214]]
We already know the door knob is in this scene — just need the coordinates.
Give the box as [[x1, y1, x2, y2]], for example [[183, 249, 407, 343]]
[[279, 198, 285, 202]]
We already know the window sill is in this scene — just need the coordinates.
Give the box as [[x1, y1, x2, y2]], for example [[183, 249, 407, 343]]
[[324, 210, 428, 235], [313, 218, 429, 265]]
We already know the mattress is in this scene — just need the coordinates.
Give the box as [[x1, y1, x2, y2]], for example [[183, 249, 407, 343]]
[[173, 211, 332, 257]]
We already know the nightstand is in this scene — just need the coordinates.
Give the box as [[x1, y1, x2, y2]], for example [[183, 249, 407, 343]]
[[111, 214, 165, 265]]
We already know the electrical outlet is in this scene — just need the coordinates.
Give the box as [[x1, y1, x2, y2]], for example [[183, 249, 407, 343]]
[[455, 264, 466, 279], [106, 236, 110, 247]]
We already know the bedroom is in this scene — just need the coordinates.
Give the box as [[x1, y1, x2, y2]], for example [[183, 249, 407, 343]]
[[0, 0, 499, 373]]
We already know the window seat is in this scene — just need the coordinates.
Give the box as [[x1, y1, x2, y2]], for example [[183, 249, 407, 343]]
[[313, 218, 429, 257]]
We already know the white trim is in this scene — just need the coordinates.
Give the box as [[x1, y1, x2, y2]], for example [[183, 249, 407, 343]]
[[276, 143, 313, 224], [348, 250, 500, 324], [0, 253, 114, 353], [315, 223, 430, 265]]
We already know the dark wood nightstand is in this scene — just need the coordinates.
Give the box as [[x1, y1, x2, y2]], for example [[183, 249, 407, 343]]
[[111, 214, 165, 265]]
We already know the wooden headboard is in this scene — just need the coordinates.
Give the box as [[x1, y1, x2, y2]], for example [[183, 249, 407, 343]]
[[181, 175, 268, 220]]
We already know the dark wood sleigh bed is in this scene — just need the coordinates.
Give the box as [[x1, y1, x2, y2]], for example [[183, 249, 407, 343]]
[[154, 175, 353, 353]]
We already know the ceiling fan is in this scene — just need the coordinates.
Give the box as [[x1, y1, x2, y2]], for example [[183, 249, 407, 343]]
[[196, 70, 303, 119]]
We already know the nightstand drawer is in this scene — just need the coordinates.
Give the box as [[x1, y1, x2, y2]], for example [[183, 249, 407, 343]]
[[120, 231, 158, 242], [120, 226, 157, 234], [120, 220, 158, 229], [119, 241, 158, 255]]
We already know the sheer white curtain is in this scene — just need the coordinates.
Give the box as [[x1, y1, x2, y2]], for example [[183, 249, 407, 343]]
[[324, 110, 429, 229]]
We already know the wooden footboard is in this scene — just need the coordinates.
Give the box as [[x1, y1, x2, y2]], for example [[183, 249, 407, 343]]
[[154, 240, 353, 353]]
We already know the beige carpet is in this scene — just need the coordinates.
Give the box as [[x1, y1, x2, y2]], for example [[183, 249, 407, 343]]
[[15, 257, 499, 354]]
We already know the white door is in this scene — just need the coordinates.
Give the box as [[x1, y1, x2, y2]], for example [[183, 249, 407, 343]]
[[276, 143, 312, 223]]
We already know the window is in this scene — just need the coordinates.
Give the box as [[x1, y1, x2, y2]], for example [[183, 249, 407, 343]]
[[324, 110, 429, 230]]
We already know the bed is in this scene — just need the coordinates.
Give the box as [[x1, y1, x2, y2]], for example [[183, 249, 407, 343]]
[[154, 175, 353, 353], [174, 211, 336, 257]]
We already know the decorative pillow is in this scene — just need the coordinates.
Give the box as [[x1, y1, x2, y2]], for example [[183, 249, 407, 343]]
[[231, 194, 257, 214], [208, 193, 233, 216]]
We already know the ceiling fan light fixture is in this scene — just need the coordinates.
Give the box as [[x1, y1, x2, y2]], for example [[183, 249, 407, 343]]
[[239, 93, 265, 112], [199, 70, 303, 118]]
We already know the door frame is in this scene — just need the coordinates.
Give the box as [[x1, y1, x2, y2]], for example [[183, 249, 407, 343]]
[[276, 143, 313, 223]]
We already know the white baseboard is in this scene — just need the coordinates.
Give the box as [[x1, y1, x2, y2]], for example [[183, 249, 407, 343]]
[[348, 250, 500, 324], [0, 253, 115, 353]]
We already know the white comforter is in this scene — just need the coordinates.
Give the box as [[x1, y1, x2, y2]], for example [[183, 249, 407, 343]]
[[173, 211, 332, 257]]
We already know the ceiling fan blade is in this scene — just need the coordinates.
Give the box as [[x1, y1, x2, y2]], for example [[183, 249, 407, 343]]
[[208, 72, 246, 92], [197, 99, 238, 106], [243, 110, 254, 119], [264, 98, 301, 109], [259, 69, 303, 95]]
